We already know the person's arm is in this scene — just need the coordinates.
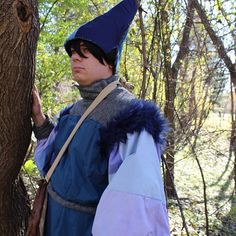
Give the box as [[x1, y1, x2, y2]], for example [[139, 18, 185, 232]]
[[31, 86, 56, 176], [92, 130, 170, 236], [32, 86, 55, 140], [34, 128, 57, 176], [32, 86, 46, 127]]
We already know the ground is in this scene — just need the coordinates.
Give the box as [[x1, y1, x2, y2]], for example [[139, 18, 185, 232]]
[[168, 113, 236, 235]]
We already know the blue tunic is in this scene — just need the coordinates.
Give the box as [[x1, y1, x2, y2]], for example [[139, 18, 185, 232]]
[[45, 114, 108, 236]]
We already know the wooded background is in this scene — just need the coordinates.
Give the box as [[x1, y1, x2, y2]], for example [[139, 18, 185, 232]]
[[0, 0, 235, 235]]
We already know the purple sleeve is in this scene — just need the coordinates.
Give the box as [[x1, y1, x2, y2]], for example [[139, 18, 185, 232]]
[[92, 189, 169, 236], [92, 130, 170, 235], [34, 128, 57, 176]]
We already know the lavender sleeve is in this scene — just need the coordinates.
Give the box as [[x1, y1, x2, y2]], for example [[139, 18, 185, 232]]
[[33, 105, 73, 176], [92, 130, 170, 235], [34, 128, 57, 176], [33, 117, 57, 176]]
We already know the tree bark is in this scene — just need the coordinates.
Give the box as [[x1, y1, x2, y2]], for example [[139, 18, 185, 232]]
[[136, 2, 148, 99], [0, 1, 39, 235], [163, 0, 194, 198]]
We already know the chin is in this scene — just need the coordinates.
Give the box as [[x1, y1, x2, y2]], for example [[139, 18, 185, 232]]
[[73, 78, 91, 86], [73, 76, 85, 84]]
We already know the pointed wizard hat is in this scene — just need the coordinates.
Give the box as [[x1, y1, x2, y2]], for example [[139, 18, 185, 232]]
[[64, 0, 138, 71]]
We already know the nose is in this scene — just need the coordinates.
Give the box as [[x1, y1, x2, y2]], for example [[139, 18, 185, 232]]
[[71, 51, 82, 62]]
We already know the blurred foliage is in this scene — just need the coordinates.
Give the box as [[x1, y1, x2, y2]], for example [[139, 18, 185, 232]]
[[22, 160, 38, 176]]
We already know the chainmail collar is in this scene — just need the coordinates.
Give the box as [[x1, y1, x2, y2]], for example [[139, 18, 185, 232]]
[[78, 74, 118, 100]]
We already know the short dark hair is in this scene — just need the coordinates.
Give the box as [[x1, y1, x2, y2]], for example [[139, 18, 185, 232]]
[[68, 39, 117, 74]]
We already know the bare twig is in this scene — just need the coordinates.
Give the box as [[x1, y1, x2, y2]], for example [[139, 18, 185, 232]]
[[172, 0, 194, 78], [192, 0, 234, 75], [40, 0, 60, 34], [23, 140, 35, 164], [174, 107, 210, 236], [90, 0, 101, 15], [162, 156, 190, 236], [136, 0, 148, 99], [22, 167, 37, 194]]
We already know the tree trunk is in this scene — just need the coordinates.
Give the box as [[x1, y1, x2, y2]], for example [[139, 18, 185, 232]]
[[0, 1, 39, 235], [230, 71, 236, 193], [160, 6, 176, 198], [163, 0, 194, 198]]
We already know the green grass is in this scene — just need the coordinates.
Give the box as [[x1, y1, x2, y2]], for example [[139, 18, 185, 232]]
[[168, 113, 235, 235]]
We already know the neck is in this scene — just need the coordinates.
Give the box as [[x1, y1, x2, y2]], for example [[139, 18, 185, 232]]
[[78, 74, 118, 100]]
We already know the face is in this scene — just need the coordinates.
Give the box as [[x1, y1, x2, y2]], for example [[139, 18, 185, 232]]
[[70, 43, 113, 86]]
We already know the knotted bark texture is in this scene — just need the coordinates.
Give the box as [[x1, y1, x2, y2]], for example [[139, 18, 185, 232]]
[[0, 1, 39, 235]]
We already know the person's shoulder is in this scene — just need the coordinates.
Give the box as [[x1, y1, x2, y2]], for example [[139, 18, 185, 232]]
[[100, 98, 169, 155], [103, 98, 168, 137], [104, 85, 168, 137], [107, 85, 135, 106], [92, 86, 135, 125]]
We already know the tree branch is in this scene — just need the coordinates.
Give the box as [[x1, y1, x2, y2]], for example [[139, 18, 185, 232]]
[[162, 156, 190, 236], [172, 0, 195, 78], [40, 0, 59, 34], [174, 107, 210, 236], [192, 0, 234, 73], [136, 0, 148, 99]]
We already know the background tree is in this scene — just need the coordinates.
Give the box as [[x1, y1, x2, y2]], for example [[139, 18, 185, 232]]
[[0, 0, 39, 235], [192, 0, 236, 193]]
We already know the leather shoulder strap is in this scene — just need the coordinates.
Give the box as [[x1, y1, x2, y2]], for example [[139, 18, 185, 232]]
[[45, 80, 119, 182]]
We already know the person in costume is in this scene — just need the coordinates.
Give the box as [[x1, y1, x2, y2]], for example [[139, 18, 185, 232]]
[[32, 0, 170, 235]]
